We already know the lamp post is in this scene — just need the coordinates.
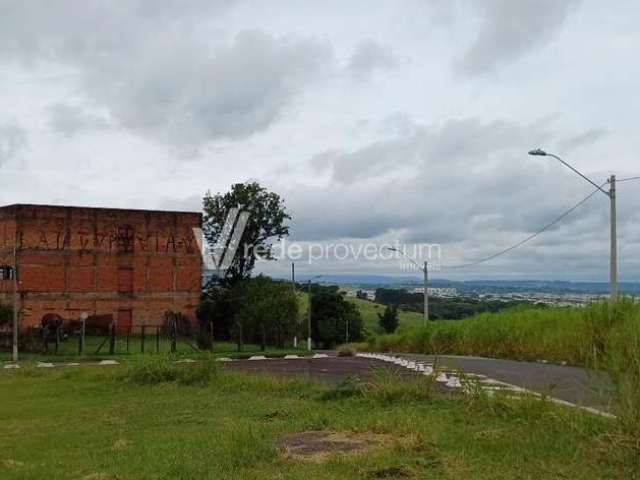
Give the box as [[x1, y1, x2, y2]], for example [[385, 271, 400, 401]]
[[307, 275, 323, 351], [387, 247, 429, 324], [528, 148, 618, 300]]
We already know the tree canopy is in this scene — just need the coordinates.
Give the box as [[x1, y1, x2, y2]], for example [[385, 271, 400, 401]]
[[197, 276, 299, 351], [203, 182, 290, 287], [308, 285, 364, 348], [378, 304, 399, 333]]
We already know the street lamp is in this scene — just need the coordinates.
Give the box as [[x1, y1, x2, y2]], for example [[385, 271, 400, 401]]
[[387, 247, 429, 324], [528, 148, 618, 299], [307, 275, 323, 351]]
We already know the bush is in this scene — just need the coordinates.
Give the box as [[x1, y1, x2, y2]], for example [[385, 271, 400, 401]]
[[337, 345, 355, 357], [120, 356, 216, 386]]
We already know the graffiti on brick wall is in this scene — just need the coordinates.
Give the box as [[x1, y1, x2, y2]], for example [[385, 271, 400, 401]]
[[20, 225, 197, 254]]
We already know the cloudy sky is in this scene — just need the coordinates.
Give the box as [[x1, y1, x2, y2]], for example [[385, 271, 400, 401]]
[[1, 0, 640, 281]]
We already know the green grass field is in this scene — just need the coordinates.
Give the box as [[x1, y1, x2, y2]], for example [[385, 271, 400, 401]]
[[345, 296, 424, 333], [0, 359, 636, 479], [0, 337, 309, 363], [297, 291, 424, 334]]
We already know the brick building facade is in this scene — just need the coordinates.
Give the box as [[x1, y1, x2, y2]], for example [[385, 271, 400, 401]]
[[0, 204, 202, 332]]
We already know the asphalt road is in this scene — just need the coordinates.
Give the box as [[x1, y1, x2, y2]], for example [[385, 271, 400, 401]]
[[226, 353, 616, 413], [224, 356, 419, 384], [402, 353, 616, 412]]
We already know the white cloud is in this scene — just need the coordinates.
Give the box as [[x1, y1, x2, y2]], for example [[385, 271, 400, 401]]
[[453, 0, 581, 75], [0, 2, 333, 151], [347, 40, 398, 80]]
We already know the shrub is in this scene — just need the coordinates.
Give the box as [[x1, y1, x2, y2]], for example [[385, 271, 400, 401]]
[[120, 356, 216, 386], [337, 345, 355, 357]]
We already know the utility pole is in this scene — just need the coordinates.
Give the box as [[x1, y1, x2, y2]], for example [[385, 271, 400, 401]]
[[292, 262, 297, 349], [386, 247, 431, 324], [423, 261, 429, 324], [12, 241, 18, 362], [306, 275, 322, 351], [307, 280, 312, 351], [609, 175, 618, 299], [345, 316, 349, 344]]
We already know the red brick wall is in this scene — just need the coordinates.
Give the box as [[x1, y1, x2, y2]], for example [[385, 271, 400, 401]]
[[0, 204, 202, 331], [0, 206, 16, 303]]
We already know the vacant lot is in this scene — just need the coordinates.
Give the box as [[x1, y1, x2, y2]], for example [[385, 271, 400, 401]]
[[0, 358, 636, 479]]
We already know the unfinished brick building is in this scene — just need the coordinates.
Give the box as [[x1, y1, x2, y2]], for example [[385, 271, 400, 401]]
[[0, 204, 202, 332]]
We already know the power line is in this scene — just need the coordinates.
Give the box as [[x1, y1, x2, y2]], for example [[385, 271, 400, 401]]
[[442, 182, 607, 269], [617, 175, 640, 183]]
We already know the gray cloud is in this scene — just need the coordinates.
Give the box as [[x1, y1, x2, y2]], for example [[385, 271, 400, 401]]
[[294, 117, 618, 255], [454, 0, 581, 75], [313, 117, 549, 185], [0, 122, 27, 165], [0, 2, 332, 151], [559, 128, 608, 153], [47, 104, 110, 138], [347, 40, 398, 80]]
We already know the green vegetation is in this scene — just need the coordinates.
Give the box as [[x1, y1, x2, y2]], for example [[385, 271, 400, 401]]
[[364, 300, 636, 366], [198, 276, 299, 351], [363, 299, 640, 427], [309, 285, 364, 348], [119, 355, 217, 386], [345, 296, 424, 332], [203, 181, 290, 286], [0, 338, 308, 363], [375, 287, 534, 320], [0, 360, 636, 479], [377, 304, 400, 333]]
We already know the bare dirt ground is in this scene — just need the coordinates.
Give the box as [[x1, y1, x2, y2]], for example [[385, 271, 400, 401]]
[[277, 430, 392, 462]]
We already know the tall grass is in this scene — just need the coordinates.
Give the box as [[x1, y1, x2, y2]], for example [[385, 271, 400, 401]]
[[365, 299, 639, 368], [119, 355, 217, 386], [365, 298, 640, 446]]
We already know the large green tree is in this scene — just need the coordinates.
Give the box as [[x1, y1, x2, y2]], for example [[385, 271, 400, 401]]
[[203, 182, 290, 286], [197, 276, 299, 351], [235, 276, 298, 350], [309, 286, 364, 348]]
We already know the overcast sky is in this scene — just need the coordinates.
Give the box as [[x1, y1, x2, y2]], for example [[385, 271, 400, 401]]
[[1, 0, 640, 282]]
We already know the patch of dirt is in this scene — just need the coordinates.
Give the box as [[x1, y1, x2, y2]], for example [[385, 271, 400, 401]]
[[1, 459, 25, 469], [368, 466, 415, 478], [278, 430, 392, 462]]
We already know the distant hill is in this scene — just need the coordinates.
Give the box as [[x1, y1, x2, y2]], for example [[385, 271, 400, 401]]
[[271, 273, 640, 295]]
